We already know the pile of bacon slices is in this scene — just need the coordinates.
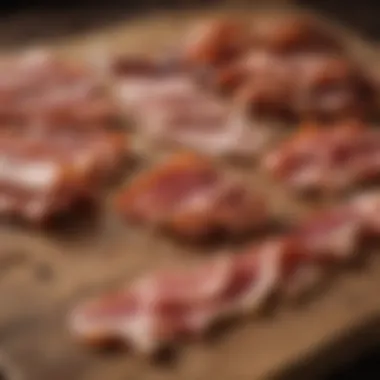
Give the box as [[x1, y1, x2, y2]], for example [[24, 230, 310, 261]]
[[1, 15, 380, 357]]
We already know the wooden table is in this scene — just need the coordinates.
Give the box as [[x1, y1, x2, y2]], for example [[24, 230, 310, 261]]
[[0, 5, 379, 380]]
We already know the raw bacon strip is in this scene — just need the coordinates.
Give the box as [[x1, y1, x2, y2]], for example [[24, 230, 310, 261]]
[[112, 57, 268, 158], [263, 123, 380, 193], [115, 152, 268, 239], [179, 16, 341, 69], [211, 52, 375, 119], [0, 129, 127, 223], [232, 53, 295, 118], [70, 244, 281, 352], [290, 54, 376, 119], [109, 54, 195, 112], [210, 50, 293, 94], [180, 18, 251, 67], [179, 17, 376, 120], [0, 128, 128, 181], [70, 193, 380, 353], [0, 49, 119, 129], [0, 153, 98, 223]]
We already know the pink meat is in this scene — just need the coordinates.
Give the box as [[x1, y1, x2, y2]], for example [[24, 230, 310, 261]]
[[112, 57, 270, 158], [0, 128, 126, 223], [264, 126, 380, 192], [70, 192, 380, 353], [115, 153, 267, 239], [0, 49, 118, 128]]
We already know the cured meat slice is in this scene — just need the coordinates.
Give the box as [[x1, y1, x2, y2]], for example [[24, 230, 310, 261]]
[[115, 152, 268, 239], [290, 54, 376, 119], [0, 127, 127, 180], [112, 57, 268, 158], [233, 54, 295, 118], [212, 52, 375, 120], [70, 193, 380, 353], [178, 18, 376, 120], [134, 91, 266, 158], [349, 192, 380, 237], [180, 18, 251, 67], [210, 50, 293, 94], [0, 152, 97, 223], [69, 244, 281, 352], [179, 16, 341, 69], [263, 123, 380, 193], [108, 54, 194, 111], [0, 49, 119, 129], [0, 128, 127, 223]]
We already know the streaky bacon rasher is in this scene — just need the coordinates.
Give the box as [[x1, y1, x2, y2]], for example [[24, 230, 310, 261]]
[[70, 192, 380, 354]]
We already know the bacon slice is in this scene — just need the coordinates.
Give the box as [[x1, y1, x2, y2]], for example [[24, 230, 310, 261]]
[[1, 127, 127, 177], [0, 155, 96, 223], [264, 122, 380, 193], [211, 52, 374, 120], [115, 152, 268, 239], [178, 17, 376, 120], [0, 49, 119, 129], [70, 192, 380, 353], [0, 128, 127, 223], [211, 50, 292, 94], [180, 18, 251, 68], [290, 55, 376, 119], [111, 57, 269, 158], [179, 16, 341, 69], [69, 244, 281, 352]]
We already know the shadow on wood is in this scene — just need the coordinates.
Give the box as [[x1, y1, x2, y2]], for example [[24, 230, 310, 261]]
[[269, 315, 380, 380]]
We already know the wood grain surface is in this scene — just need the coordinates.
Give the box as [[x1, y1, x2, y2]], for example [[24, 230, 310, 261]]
[[0, 5, 379, 380]]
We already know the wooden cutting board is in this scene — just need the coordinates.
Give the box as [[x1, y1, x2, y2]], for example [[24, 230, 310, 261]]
[[0, 5, 379, 380]]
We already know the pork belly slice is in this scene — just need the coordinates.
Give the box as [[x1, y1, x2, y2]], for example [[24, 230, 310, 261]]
[[178, 16, 341, 70], [212, 52, 375, 120], [263, 122, 380, 193], [210, 49, 293, 95], [178, 16, 343, 87], [0, 152, 98, 223], [69, 244, 281, 353], [70, 192, 380, 354], [179, 18, 252, 68], [115, 152, 268, 239], [0, 49, 119, 129], [0, 127, 128, 182], [0, 129, 128, 223], [178, 17, 375, 120], [289, 54, 376, 119], [111, 55, 270, 158]]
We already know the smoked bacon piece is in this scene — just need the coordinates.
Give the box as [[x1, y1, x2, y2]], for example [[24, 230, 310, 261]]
[[0, 128, 127, 223], [264, 122, 380, 193], [112, 57, 268, 158], [0, 49, 119, 129], [115, 152, 268, 240], [70, 192, 380, 354]]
